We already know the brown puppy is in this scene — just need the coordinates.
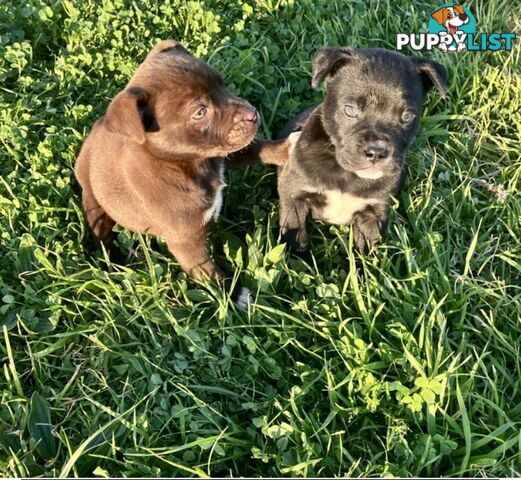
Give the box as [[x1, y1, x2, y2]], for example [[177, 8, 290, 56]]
[[75, 40, 290, 305]]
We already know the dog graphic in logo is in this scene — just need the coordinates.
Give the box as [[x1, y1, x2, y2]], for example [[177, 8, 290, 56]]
[[431, 4, 470, 51], [397, 3, 515, 52], [432, 5, 470, 52]]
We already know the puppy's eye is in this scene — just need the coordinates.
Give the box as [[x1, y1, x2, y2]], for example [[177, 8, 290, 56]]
[[344, 104, 358, 118], [192, 106, 207, 120], [401, 111, 415, 124]]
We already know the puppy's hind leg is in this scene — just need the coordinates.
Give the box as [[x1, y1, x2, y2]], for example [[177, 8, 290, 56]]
[[82, 192, 115, 248], [278, 192, 310, 253], [76, 172, 120, 262], [75, 149, 119, 259], [80, 188, 125, 263]]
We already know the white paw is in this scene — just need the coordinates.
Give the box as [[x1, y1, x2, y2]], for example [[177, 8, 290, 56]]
[[235, 287, 252, 310], [288, 131, 302, 148]]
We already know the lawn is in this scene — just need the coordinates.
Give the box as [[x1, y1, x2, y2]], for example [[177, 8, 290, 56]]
[[0, 0, 520, 477]]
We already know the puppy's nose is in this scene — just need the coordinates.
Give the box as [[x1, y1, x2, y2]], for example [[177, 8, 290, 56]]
[[364, 142, 389, 162], [459, 13, 468, 20]]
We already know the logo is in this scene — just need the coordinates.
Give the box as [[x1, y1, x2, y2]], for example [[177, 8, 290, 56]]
[[396, 3, 516, 52]]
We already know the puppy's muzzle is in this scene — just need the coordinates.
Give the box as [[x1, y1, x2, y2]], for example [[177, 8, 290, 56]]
[[225, 105, 260, 149], [235, 104, 260, 129]]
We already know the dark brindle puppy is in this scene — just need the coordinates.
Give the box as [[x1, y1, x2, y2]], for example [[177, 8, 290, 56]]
[[75, 40, 291, 306], [277, 47, 447, 253]]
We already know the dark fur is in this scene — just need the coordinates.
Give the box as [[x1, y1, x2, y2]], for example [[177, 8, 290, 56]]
[[277, 47, 447, 253]]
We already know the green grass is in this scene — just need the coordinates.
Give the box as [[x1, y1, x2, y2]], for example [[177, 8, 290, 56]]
[[1, 0, 520, 476]]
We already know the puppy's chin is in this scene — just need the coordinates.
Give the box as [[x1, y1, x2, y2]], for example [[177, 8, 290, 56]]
[[353, 167, 385, 180], [338, 159, 386, 180], [339, 156, 403, 180], [223, 131, 257, 154]]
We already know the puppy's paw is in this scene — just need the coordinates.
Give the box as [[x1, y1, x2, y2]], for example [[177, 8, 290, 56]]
[[288, 131, 302, 150], [353, 227, 379, 254], [261, 133, 302, 167], [225, 280, 252, 309], [234, 287, 252, 310], [280, 132, 302, 166], [280, 227, 309, 253]]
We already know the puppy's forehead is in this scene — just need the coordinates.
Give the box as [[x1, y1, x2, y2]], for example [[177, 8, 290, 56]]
[[134, 52, 223, 93], [333, 51, 423, 106], [157, 52, 222, 81]]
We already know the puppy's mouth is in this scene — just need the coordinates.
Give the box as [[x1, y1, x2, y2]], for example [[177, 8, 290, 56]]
[[224, 112, 260, 153], [353, 165, 386, 180], [340, 158, 402, 179]]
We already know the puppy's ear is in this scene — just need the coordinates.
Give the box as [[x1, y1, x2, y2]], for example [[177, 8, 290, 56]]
[[104, 87, 151, 144], [147, 39, 192, 59], [411, 57, 448, 98], [311, 47, 354, 89], [431, 7, 448, 26]]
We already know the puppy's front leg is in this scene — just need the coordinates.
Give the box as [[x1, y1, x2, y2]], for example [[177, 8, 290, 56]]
[[166, 230, 250, 307], [165, 228, 221, 281], [279, 193, 310, 252], [352, 204, 390, 254], [225, 133, 300, 168]]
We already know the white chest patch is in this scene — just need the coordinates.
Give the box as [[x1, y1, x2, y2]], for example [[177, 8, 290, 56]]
[[311, 189, 383, 225], [202, 162, 226, 225]]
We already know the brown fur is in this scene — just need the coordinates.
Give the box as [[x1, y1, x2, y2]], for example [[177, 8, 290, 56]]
[[75, 40, 290, 285]]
